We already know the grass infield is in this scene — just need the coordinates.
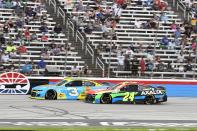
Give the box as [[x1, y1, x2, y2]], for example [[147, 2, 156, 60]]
[[0, 127, 197, 131]]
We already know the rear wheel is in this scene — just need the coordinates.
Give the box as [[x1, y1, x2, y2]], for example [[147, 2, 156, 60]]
[[100, 94, 112, 104], [144, 95, 156, 104], [45, 90, 57, 100]]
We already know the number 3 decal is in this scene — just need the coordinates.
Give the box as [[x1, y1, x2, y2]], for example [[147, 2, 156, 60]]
[[123, 92, 135, 101], [67, 87, 79, 96]]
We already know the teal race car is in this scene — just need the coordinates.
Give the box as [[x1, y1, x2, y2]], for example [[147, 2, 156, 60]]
[[31, 78, 111, 100]]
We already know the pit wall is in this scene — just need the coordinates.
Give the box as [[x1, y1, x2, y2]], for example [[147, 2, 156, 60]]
[[29, 77, 197, 97]]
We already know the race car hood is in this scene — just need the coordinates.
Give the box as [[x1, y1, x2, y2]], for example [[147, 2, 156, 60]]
[[87, 89, 113, 95], [32, 85, 58, 91]]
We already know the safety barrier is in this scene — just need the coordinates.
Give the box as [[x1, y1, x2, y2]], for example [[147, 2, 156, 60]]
[[76, 30, 85, 50], [85, 43, 94, 64], [57, 7, 65, 25], [96, 57, 105, 77], [29, 77, 197, 97]]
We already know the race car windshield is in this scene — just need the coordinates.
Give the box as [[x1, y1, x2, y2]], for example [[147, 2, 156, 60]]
[[107, 84, 121, 90], [56, 80, 67, 86]]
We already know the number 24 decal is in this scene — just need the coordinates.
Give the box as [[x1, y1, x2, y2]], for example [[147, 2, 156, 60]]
[[123, 92, 135, 101], [67, 87, 79, 96]]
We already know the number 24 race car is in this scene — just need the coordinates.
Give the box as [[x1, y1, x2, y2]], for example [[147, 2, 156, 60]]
[[85, 82, 167, 104]]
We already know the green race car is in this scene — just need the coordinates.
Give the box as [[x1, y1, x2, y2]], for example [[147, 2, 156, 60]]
[[85, 82, 167, 104]]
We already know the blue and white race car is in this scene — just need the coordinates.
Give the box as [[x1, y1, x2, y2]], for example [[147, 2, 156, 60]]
[[30, 78, 112, 100]]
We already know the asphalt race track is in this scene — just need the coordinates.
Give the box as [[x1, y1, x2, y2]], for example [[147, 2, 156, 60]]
[[0, 95, 197, 127]]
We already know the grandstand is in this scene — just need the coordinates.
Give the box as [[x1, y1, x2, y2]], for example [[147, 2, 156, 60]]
[[0, 0, 196, 79]]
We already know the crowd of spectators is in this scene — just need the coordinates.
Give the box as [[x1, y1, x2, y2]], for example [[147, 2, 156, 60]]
[[65, 0, 197, 77], [0, 0, 66, 75]]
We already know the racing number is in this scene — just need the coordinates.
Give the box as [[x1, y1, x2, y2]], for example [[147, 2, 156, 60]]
[[67, 87, 79, 96], [123, 92, 135, 101]]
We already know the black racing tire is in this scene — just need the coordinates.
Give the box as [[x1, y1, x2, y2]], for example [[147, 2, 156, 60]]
[[45, 90, 57, 100], [144, 95, 156, 104], [100, 94, 112, 104]]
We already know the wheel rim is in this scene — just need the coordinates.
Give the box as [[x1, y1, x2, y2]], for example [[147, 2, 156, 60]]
[[46, 91, 55, 100], [101, 95, 111, 104], [145, 96, 155, 104]]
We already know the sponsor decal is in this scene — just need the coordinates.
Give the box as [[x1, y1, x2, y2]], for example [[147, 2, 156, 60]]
[[0, 72, 30, 94], [141, 90, 163, 95]]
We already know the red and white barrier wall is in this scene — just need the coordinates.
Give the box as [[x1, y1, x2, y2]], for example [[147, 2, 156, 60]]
[[29, 77, 197, 97]]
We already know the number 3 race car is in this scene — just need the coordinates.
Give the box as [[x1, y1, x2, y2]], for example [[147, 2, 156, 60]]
[[85, 82, 167, 104], [31, 78, 112, 100]]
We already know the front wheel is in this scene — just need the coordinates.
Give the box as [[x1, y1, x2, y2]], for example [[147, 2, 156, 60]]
[[45, 90, 57, 100], [144, 95, 156, 104], [100, 94, 112, 104]]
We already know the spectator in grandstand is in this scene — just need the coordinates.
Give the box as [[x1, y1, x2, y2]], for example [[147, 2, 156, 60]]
[[17, 44, 27, 54], [125, 47, 134, 59], [4, 0, 12, 9], [134, 20, 142, 29], [7, 18, 14, 28], [152, 0, 160, 10], [131, 56, 139, 77], [184, 23, 192, 38], [184, 61, 193, 72], [84, 22, 93, 34], [156, 61, 165, 72], [174, 28, 181, 38], [160, 36, 169, 49], [7, 61, 16, 72], [136, 0, 143, 6], [41, 48, 50, 59], [21, 61, 33, 75], [146, 44, 154, 54], [168, 39, 176, 50], [40, 12, 48, 21], [137, 43, 144, 53], [41, 34, 48, 42], [39, 23, 48, 34], [24, 27, 30, 41], [177, 52, 184, 63], [191, 38, 196, 51], [117, 52, 124, 71], [124, 55, 130, 71], [6, 43, 17, 53], [37, 59, 46, 69], [3, 23, 10, 37], [54, 24, 62, 34], [140, 56, 146, 76], [71, 64, 81, 77], [146, 60, 154, 72], [0, 33, 5, 45], [147, 52, 154, 61], [76, 0, 84, 11], [82, 64, 91, 76], [159, 1, 168, 11], [171, 21, 177, 32], [51, 45, 61, 56], [166, 62, 174, 72], [15, 18, 24, 28], [15, 31, 23, 41], [10, 50, 17, 58], [148, 18, 159, 29], [25, 7, 34, 17], [1, 52, 10, 63], [160, 12, 168, 24], [31, 32, 38, 41], [101, 22, 109, 38], [185, 53, 193, 63]]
